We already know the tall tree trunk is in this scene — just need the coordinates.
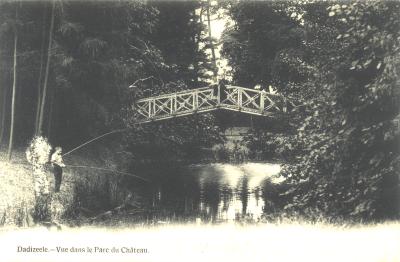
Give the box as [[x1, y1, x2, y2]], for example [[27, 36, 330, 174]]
[[191, 32, 200, 86], [192, 11, 200, 86], [0, 82, 7, 147], [0, 48, 8, 147], [35, 4, 48, 136], [38, 0, 55, 136], [206, 1, 218, 81], [46, 84, 55, 140], [7, 6, 18, 161]]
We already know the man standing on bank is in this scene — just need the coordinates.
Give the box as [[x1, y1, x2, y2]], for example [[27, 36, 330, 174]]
[[50, 147, 65, 192]]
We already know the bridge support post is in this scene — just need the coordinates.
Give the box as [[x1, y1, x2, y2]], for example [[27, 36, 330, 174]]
[[170, 96, 173, 114], [193, 91, 198, 110], [260, 91, 265, 114], [238, 88, 242, 110], [174, 94, 177, 114]]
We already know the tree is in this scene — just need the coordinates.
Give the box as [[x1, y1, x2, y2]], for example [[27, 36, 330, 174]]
[[223, 1, 400, 220], [34, 4, 48, 136], [149, 0, 210, 88], [37, 0, 55, 136], [0, 83, 7, 147], [205, 0, 218, 81], [222, 1, 302, 88], [0, 1, 57, 148], [0, 44, 9, 147], [7, 3, 18, 160]]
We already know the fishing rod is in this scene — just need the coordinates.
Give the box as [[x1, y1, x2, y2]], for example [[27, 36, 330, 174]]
[[60, 123, 152, 183], [62, 128, 129, 157], [65, 164, 151, 183]]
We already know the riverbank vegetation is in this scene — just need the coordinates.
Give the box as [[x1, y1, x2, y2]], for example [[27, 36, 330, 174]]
[[222, 1, 399, 221]]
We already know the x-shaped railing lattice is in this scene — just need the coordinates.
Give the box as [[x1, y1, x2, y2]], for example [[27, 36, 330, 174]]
[[134, 85, 295, 123]]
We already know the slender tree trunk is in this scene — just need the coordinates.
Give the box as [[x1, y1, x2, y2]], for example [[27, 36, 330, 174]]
[[0, 82, 7, 147], [206, 1, 218, 81], [38, 0, 55, 136], [191, 10, 200, 86], [0, 49, 8, 147], [7, 6, 18, 161], [192, 34, 200, 86], [35, 4, 48, 136], [46, 85, 55, 140]]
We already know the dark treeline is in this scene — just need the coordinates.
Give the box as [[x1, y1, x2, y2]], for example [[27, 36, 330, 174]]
[[0, 0, 221, 161]]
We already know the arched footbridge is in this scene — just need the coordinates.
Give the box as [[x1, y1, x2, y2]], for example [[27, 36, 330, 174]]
[[62, 84, 298, 159], [134, 85, 297, 123]]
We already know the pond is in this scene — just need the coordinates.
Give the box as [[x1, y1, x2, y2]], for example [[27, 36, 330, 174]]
[[127, 162, 284, 224]]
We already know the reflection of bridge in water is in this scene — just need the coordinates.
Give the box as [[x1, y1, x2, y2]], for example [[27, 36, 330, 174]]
[[134, 85, 296, 123]]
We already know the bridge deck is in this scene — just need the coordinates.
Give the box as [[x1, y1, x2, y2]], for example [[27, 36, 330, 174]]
[[133, 85, 295, 123]]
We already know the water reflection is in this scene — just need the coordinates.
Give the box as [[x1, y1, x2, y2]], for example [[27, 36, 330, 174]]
[[145, 163, 282, 223]]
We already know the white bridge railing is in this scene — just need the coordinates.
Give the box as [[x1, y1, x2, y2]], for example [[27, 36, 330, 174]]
[[133, 85, 295, 123]]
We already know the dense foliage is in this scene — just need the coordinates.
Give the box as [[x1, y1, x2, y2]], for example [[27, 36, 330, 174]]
[[223, 1, 399, 220], [0, 0, 222, 162]]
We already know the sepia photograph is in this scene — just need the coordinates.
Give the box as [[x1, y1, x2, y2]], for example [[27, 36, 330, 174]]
[[0, 0, 399, 261]]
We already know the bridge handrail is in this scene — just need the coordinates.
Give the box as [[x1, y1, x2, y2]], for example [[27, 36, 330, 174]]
[[137, 86, 213, 103], [227, 85, 282, 97], [137, 84, 286, 103]]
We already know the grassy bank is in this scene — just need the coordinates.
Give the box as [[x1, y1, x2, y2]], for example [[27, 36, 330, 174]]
[[0, 150, 35, 226], [0, 147, 132, 227]]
